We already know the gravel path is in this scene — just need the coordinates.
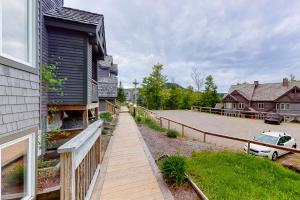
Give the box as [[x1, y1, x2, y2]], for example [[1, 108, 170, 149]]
[[139, 125, 222, 160]]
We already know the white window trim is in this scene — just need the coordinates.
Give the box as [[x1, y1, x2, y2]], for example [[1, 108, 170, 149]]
[[0, 133, 35, 200], [258, 103, 264, 110], [0, 0, 36, 68], [239, 103, 245, 109]]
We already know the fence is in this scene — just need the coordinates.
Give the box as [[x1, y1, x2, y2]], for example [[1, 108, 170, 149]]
[[132, 105, 300, 155], [58, 120, 103, 200], [191, 106, 300, 122], [105, 100, 119, 114]]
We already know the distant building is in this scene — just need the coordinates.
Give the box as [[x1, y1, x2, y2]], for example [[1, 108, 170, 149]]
[[124, 88, 139, 103], [223, 78, 300, 114]]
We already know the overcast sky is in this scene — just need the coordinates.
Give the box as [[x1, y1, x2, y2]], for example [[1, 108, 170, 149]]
[[65, 0, 300, 92]]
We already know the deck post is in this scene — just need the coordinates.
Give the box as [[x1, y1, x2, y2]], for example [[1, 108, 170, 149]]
[[82, 110, 88, 128], [60, 152, 75, 200], [95, 107, 99, 120]]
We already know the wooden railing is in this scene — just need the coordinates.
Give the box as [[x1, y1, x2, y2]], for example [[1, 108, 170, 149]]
[[133, 106, 300, 155], [105, 100, 118, 114], [191, 106, 300, 122], [58, 120, 103, 200]]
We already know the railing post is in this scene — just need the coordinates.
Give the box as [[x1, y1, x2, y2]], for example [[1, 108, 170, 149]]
[[247, 141, 251, 154], [160, 117, 162, 128], [182, 125, 184, 137], [203, 133, 206, 143], [60, 152, 75, 200], [168, 120, 170, 130]]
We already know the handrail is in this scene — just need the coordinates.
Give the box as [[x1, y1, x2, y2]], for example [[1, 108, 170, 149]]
[[134, 106, 300, 154], [191, 106, 300, 122], [58, 120, 103, 200], [105, 100, 119, 114]]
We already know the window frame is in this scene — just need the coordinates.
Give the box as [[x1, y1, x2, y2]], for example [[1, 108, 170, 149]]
[[238, 103, 245, 109], [0, 0, 37, 70], [258, 103, 264, 110], [0, 133, 35, 200]]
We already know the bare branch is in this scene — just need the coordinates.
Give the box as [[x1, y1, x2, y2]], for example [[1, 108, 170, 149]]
[[191, 67, 203, 92]]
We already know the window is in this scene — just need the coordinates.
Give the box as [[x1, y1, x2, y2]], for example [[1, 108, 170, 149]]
[[258, 103, 264, 110], [0, 0, 36, 67], [276, 103, 279, 110], [279, 103, 290, 110], [0, 134, 35, 200], [233, 103, 236, 109], [238, 103, 245, 109]]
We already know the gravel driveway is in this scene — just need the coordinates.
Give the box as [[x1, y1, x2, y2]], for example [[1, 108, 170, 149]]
[[155, 110, 300, 150]]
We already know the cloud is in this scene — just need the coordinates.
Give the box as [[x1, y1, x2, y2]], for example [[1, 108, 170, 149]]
[[65, 0, 300, 92]]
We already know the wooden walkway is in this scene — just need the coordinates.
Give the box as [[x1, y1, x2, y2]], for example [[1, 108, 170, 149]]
[[91, 110, 166, 200]]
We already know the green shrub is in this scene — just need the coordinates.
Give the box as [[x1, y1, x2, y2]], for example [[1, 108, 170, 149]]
[[160, 155, 186, 186], [7, 164, 25, 186], [136, 115, 143, 123], [100, 112, 113, 122], [143, 117, 165, 132], [167, 129, 178, 138], [38, 159, 59, 169]]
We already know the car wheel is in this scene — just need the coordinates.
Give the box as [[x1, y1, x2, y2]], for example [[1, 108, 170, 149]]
[[264, 120, 268, 124], [272, 152, 278, 161], [293, 144, 297, 149]]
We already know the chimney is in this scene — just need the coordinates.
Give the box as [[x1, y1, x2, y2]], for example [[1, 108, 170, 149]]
[[254, 81, 259, 87], [283, 78, 289, 87]]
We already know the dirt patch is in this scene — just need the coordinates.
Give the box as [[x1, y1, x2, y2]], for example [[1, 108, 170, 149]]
[[139, 125, 222, 160], [139, 125, 221, 200]]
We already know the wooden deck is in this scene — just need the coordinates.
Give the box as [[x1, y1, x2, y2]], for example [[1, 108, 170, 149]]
[[90, 110, 165, 200]]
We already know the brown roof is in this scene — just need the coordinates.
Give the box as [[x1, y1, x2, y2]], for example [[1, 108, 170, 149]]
[[225, 82, 300, 101]]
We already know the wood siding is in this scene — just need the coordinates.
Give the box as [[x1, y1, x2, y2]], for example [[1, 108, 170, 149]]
[[250, 101, 275, 112], [47, 27, 86, 105], [87, 43, 93, 104]]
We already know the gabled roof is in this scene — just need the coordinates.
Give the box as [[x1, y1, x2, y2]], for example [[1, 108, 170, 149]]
[[45, 7, 103, 26], [225, 82, 300, 101], [227, 84, 255, 100]]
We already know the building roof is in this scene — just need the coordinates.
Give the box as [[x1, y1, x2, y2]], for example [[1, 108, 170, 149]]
[[45, 7, 103, 26], [225, 81, 300, 101]]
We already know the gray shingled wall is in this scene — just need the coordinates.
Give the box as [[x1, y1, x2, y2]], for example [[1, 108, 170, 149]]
[[0, 65, 39, 135]]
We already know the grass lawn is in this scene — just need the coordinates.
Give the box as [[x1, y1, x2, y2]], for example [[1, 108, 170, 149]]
[[186, 151, 300, 200]]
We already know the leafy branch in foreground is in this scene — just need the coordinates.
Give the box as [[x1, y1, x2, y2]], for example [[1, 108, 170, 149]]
[[42, 64, 67, 96]]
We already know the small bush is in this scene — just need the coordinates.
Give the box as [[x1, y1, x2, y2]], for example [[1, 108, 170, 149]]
[[160, 155, 186, 186], [38, 159, 59, 169], [6, 164, 25, 186], [136, 115, 143, 123], [167, 129, 178, 138], [100, 112, 113, 122]]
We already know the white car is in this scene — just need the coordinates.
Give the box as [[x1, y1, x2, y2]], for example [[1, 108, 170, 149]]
[[244, 131, 297, 161]]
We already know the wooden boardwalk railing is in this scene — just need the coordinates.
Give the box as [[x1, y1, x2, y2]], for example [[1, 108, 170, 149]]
[[191, 106, 300, 122], [131, 105, 300, 155], [58, 120, 103, 200], [105, 100, 119, 114]]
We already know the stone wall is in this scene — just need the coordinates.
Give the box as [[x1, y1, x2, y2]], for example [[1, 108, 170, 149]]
[[0, 65, 39, 135]]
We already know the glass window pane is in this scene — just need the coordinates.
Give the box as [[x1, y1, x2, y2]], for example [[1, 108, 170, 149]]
[[1, 139, 29, 200], [2, 0, 29, 62]]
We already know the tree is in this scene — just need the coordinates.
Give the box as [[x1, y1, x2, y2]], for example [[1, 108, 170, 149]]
[[165, 83, 181, 109], [117, 81, 126, 102], [201, 75, 220, 107], [191, 67, 203, 104], [140, 64, 167, 109]]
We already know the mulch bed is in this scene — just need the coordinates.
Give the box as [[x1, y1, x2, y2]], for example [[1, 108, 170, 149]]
[[138, 124, 222, 200]]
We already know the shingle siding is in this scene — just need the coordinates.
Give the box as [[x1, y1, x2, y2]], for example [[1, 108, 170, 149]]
[[0, 64, 39, 136]]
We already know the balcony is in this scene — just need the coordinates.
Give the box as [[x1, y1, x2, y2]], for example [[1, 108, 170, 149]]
[[98, 76, 118, 98]]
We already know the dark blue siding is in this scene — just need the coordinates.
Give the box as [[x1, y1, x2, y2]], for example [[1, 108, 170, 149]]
[[47, 28, 86, 105]]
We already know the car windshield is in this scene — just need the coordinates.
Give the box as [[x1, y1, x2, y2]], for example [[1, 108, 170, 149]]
[[254, 134, 278, 145]]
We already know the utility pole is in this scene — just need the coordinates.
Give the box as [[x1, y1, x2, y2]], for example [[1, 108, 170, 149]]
[[132, 79, 139, 105]]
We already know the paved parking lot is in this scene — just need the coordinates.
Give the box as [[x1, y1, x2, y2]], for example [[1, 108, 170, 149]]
[[156, 110, 300, 150]]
